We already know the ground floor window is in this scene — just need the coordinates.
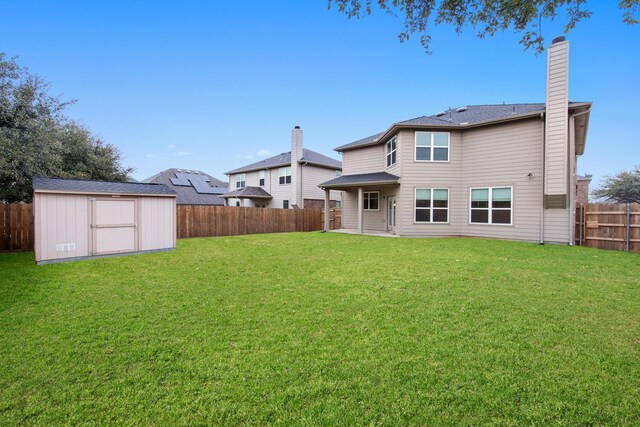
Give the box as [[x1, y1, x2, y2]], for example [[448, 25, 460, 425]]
[[363, 192, 379, 210], [283, 200, 289, 209], [415, 188, 449, 223], [470, 187, 512, 224]]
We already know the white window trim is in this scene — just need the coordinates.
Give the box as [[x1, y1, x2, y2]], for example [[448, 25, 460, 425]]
[[386, 136, 397, 168], [414, 131, 450, 163], [363, 191, 380, 211], [279, 167, 292, 185], [469, 186, 513, 226], [259, 170, 266, 186], [414, 188, 450, 224], [236, 173, 246, 189]]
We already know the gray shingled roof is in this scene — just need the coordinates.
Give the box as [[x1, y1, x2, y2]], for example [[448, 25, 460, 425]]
[[142, 168, 228, 205], [226, 148, 341, 174], [319, 172, 400, 189], [219, 186, 273, 199], [32, 177, 176, 195], [336, 103, 549, 151]]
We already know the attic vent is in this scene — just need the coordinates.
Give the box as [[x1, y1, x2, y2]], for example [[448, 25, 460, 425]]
[[456, 106, 468, 112], [436, 111, 446, 117]]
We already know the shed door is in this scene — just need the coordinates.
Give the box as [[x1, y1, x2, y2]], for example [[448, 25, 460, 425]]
[[91, 198, 138, 255]]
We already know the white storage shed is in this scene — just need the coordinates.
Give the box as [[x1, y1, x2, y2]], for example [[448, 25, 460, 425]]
[[32, 177, 177, 265]]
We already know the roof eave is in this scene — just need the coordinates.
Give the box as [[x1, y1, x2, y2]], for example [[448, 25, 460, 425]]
[[319, 180, 400, 190]]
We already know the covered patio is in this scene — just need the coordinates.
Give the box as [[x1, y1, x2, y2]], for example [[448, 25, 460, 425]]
[[319, 172, 400, 233], [219, 186, 272, 207]]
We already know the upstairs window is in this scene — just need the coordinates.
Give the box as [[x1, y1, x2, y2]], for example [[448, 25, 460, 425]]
[[363, 191, 379, 211], [470, 187, 512, 225], [259, 170, 265, 186], [279, 167, 292, 184], [236, 173, 246, 189], [386, 137, 397, 167], [415, 132, 449, 162], [335, 170, 342, 177]]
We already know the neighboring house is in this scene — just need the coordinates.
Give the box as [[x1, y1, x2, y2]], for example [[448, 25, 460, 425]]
[[222, 126, 342, 209], [319, 37, 591, 245], [576, 175, 592, 205], [143, 168, 228, 205]]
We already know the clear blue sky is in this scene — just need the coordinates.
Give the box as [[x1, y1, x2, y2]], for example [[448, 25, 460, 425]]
[[2, 1, 638, 187]]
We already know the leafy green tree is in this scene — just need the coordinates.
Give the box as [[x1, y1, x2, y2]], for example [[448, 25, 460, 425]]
[[328, 0, 639, 53], [0, 53, 132, 203], [592, 166, 640, 204]]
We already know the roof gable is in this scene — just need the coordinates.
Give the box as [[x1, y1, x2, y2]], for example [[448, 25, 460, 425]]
[[226, 148, 341, 174], [143, 168, 228, 205]]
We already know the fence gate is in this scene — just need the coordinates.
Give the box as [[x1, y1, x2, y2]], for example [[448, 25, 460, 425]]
[[91, 198, 138, 256], [575, 203, 640, 253]]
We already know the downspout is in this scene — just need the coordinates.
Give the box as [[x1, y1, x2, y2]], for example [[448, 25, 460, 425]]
[[539, 112, 545, 245], [301, 161, 308, 208], [567, 108, 591, 245]]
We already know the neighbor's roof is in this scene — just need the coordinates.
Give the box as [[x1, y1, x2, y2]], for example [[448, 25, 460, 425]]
[[319, 172, 400, 189], [226, 148, 342, 175], [143, 168, 228, 205], [33, 177, 176, 196], [219, 186, 273, 199], [336, 102, 591, 151]]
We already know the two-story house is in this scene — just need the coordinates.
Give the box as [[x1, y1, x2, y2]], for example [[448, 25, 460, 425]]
[[319, 37, 591, 244], [222, 126, 342, 208]]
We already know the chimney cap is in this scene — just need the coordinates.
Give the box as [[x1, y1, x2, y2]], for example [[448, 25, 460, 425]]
[[552, 36, 566, 44], [294, 125, 301, 129]]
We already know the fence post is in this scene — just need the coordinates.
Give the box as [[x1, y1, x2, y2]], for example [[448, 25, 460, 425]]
[[578, 204, 583, 246], [626, 203, 630, 253]]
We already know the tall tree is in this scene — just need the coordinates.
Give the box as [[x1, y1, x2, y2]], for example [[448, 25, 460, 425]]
[[592, 166, 640, 204], [0, 53, 133, 203], [328, 0, 639, 53]]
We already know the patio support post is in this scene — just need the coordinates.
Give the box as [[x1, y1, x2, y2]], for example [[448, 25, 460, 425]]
[[324, 189, 330, 232], [357, 187, 363, 234]]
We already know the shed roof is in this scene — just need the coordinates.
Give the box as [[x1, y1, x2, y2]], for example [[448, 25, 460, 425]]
[[32, 177, 176, 196], [226, 148, 342, 175]]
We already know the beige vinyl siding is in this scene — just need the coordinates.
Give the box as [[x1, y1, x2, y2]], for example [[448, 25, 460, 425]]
[[267, 167, 292, 208], [342, 145, 385, 174], [341, 186, 393, 231], [396, 129, 463, 237], [139, 197, 175, 251], [34, 193, 90, 262], [544, 208, 570, 243], [461, 119, 544, 242], [545, 41, 569, 195], [301, 164, 341, 203]]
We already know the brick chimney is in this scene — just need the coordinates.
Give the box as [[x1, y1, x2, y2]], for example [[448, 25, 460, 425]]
[[544, 36, 570, 207], [291, 126, 303, 207]]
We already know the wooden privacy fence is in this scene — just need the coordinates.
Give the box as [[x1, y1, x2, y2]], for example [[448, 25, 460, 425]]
[[1, 203, 34, 252], [177, 205, 324, 239], [575, 203, 640, 253], [322, 208, 342, 230]]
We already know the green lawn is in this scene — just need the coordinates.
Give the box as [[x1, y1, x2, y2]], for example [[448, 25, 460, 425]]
[[1, 233, 639, 425]]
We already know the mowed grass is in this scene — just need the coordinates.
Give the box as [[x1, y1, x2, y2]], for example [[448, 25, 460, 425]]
[[1, 233, 639, 425]]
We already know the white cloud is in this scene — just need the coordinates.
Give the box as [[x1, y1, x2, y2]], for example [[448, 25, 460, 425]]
[[145, 154, 157, 158], [237, 152, 254, 160], [168, 144, 176, 149], [175, 151, 188, 157]]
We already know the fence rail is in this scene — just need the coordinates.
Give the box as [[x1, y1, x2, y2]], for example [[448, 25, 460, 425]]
[[1, 203, 34, 252], [177, 205, 325, 239], [575, 203, 640, 253]]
